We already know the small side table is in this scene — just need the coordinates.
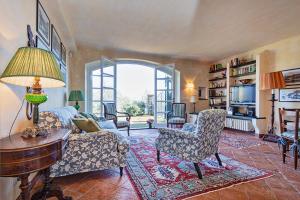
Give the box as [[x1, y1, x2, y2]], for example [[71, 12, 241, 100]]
[[188, 112, 198, 124], [0, 128, 72, 200]]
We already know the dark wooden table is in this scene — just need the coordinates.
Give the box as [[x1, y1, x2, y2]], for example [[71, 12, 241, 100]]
[[0, 128, 72, 200]]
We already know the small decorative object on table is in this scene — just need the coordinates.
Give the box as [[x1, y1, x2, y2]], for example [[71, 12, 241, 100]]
[[21, 127, 48, 138], [147, 119, 154, 129]]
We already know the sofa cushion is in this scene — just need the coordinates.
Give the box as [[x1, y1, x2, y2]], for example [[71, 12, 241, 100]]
[[98, 120, 117, 129], [39, 111, 62, 129], [117, 120, 129, 127], [49, 106, 78, 129], [80, 112, 100, 121], [72, 118, 101, 132]]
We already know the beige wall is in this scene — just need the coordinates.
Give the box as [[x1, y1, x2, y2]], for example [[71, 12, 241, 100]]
[[0, 0, 70, 199], [69, 45, 210, 113], [215, 35, 300, 131]]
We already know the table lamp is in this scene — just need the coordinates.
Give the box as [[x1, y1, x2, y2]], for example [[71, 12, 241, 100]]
[[190, 95, 196, 113], [68, 90, 84, 110], [0, 47, 65, 126], [260, 71, 286, 142]]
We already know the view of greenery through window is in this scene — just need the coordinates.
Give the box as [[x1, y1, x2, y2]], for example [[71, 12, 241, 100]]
[[117, 64, 155, 128]]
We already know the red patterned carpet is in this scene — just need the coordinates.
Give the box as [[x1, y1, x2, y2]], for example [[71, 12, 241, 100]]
[[49, 129, 300, 200], [126, 133, 272, 199]]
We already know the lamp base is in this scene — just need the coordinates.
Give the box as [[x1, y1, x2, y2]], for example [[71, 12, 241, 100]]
[[74, 102, 80, 110]]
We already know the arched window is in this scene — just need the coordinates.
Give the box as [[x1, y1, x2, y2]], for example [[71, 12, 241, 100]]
[[85, 58, 180, 128]]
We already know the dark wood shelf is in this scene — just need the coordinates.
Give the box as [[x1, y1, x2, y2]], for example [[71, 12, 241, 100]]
[[230, 83, 256, 87], [209, 87, 227, 90], [209, 96, 226, 98], [230, 72, 256, 78], [209, 68, 227, 74], [230, 103, 256, 107], [230, 60, 256, 69], [209, 77, 227, 82], [210, 104, 226, 107]]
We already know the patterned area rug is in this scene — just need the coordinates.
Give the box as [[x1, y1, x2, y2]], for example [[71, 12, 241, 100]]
[[221, 129, 267, 149], [126, 135, 272, 200]]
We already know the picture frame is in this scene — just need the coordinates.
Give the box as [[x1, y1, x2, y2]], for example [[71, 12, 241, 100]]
[[36, 35, 49, 51], [36, 0, 50, 45], [51, 25, 61, 60], [282, 68, 300, 86], [279, 87, 300, 102], [61, 43, 66, 65], [60, 64, 67, 85]]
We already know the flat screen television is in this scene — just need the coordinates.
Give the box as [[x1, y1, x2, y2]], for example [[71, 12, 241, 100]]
[[231, 85, 256, 103]]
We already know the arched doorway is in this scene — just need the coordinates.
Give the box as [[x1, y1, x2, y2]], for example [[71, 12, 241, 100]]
[[85, 58, 180, 128]]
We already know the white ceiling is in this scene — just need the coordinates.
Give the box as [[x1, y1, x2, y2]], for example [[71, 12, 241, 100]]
[[56, 0, 300, 61]]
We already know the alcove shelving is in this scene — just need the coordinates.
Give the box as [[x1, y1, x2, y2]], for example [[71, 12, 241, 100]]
[[208, 63, 227, 109]]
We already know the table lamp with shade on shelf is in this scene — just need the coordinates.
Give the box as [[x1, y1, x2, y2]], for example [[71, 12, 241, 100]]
[[68, 90, 84, 110], [190, 95, 196, 113], [260, 71, 286, 142], [0, 47, 65, 137]]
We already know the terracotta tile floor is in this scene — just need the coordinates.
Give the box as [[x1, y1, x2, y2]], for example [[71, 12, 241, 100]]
[[48, 129, 300, 200]]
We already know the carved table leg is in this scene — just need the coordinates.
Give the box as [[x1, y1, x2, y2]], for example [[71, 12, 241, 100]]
[[19, 174, 30, 200], [31, 168, 72, 200]]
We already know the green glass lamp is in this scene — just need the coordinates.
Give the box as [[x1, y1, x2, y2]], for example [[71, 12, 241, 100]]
[[0, 47, 65, 125], [68, 90, 84, 110]]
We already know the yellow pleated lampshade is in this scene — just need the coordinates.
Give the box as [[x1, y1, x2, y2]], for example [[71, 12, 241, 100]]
[[260, 71, 286, 90], [0, 47, 65, 88]]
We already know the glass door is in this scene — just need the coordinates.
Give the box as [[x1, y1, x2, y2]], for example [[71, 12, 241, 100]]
[[86, 58, 116, 116], [155, 64, 175, 127]]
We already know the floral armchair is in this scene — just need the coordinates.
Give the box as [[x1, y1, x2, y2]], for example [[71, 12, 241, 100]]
[[38, 106, 129, 177], [155, 109, 226, 179]]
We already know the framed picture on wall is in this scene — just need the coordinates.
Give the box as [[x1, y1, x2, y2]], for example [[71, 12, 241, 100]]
[[36, 35, 49, 51], [51, 25, 61, 60], [279, 87, 300, 102], [60, 64, 67, 85], [36, 0, 50, 45], [282, 68, 300, 86], [61, 43, 66, 65]]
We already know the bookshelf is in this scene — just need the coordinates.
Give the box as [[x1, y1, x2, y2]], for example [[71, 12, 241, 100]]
[[208, 63, 227, 109]]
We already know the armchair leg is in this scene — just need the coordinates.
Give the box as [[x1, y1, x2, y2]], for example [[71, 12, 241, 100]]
[[127, 126, 130, 136], [294, 146, 298, 170], [193, 163, 203, 179], [215, 153, 223, 166], [282, 144, 287, 163], [120, 167, 123, 176], [157, 150, 160, 162]]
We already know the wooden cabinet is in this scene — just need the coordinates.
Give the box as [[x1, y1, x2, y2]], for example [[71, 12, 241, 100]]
[[0, 128, 72, 200]]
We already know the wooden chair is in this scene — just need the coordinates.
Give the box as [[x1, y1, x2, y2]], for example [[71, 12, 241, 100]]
[[103, 102, 131, 136], [278, 108, 300, 169], [166, 103, 187, 128]]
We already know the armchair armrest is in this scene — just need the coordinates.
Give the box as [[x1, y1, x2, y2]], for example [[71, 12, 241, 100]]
[[158, 128, 199, 140], [167, 111, 173, 120], [116, 111, 131, 121], [69, 130, 129, 154]]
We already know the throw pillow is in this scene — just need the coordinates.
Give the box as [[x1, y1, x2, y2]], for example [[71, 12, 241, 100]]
[[79, 112, 99, 121], [72, 118, 101, 132], [98, 120, 117, 129]]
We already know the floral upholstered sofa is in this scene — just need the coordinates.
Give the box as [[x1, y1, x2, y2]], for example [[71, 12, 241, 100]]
[[38, 106, 129, 177]]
